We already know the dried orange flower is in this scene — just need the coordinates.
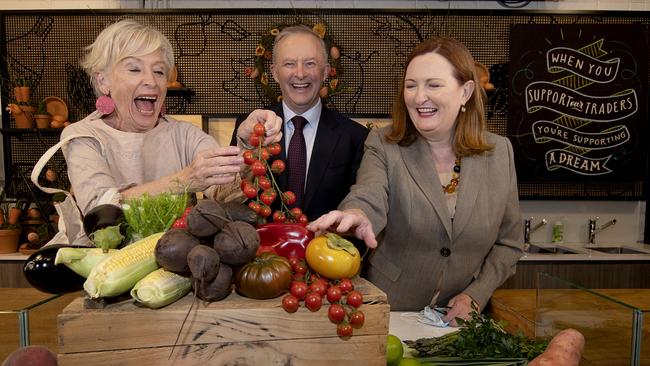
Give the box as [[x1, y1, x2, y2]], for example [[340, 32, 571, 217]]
[[313, 23, 326, 39], [255, 44, 265, 56]]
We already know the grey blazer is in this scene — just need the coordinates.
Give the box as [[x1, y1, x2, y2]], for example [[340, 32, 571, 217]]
[[340, 128, 523, 311]]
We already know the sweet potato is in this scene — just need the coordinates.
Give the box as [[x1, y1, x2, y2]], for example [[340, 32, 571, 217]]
[[195, 263, 233, 301], [213, 221, 259, 266], [529, 328, 584, 366], [155, 228, 201, 273], [2, 345, 57, 366], [186, 200, 228, 237], [187, 245, 221, 287]]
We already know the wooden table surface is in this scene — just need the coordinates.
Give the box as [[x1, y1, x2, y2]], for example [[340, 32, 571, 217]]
[[490, 288, 650, 366], [0, 288, 82, 361]]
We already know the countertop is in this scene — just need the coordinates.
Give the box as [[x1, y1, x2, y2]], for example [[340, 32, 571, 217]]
[[520, 242, 650, 261], [491, 288, 650, 366], [389, 312, 457, 341], [0, 253, 29, 261]]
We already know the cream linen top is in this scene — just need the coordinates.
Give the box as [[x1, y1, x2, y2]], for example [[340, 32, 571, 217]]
[[61, 113, 241, 215]]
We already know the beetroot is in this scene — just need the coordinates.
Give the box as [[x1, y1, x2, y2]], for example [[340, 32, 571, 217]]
[[186, 200, 229, 237], [187, 245, 221, 287], [213, 221, 260, 266], [155, 228, 201, 273], [195, 263, 233, 301], [222, 201, 258, 225]]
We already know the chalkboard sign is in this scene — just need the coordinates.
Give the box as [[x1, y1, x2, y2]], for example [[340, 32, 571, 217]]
[[508, 24, 647, 182]]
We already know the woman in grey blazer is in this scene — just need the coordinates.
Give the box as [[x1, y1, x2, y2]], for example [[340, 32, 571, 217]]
[[308, 37, 523, 324]]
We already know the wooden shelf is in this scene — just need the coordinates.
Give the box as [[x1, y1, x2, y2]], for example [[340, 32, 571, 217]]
[[0, 128, 63, 136]]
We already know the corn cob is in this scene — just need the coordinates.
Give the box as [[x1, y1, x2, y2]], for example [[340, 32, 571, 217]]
[[131, 268, 192, 309], [84, 232, 165, 298], [54, 247, 116, 278]]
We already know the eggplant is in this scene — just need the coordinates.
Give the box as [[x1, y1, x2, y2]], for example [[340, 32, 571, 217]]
[[23, 245, 86, 294], [82, 204, 127, 236]]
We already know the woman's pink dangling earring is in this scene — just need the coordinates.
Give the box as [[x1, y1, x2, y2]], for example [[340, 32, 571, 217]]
[[159, 103, 166, 118], [96, 93, 116, 116]]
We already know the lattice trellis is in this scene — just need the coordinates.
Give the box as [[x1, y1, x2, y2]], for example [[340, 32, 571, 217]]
[[1, 10, 648, 200]]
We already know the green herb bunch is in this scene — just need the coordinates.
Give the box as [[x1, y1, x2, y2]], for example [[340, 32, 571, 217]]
[[405, 308, 549, 361], [122, 192, 188, 242]]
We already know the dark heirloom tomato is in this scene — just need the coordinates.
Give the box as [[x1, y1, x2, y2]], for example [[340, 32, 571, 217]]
[[235, 252, 292, 299]]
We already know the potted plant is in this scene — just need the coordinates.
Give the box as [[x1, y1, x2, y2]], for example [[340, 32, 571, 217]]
[[0, 199, 24, 254], [13, 77, 31, 104], [5, 103, 33, 128], [34, 99, 52, 128]]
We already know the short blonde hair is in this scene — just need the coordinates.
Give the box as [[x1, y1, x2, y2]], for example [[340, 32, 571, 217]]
[[81, 19, 174, 96]]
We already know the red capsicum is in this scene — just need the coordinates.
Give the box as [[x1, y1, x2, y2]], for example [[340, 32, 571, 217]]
[[256, 222, 314, 259]]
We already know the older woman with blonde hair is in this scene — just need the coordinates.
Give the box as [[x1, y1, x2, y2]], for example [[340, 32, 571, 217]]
[[309, 37, 523, 324], [62, 19, 281, 214]]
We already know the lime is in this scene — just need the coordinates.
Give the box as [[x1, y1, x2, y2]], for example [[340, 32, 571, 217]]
[[386, 334, 404, 366], [397, 358, 421, 366]]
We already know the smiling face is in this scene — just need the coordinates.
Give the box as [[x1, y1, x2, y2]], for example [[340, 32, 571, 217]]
[[271, 32, 330, 114], [403, 51, 474, 141], [96, 51, 168, 132]]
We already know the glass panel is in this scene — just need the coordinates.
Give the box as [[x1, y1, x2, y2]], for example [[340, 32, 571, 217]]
[[0, 289, 82, 361], [641, 310, 650, 365], [536, 272, 638, 366]]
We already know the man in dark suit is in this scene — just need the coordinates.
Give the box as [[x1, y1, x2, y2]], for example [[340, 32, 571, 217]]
[[231, 25, 368, 221]]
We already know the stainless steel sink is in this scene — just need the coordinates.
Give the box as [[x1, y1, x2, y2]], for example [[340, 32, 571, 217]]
[[526, 244, 582, 254], [583, 246, 650, 255]]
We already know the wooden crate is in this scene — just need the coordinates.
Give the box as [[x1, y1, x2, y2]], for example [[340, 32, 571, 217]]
[[58, 277, 389, 366]]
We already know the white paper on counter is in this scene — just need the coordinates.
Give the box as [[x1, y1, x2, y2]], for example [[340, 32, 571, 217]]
[[389, 312, 458, 341]]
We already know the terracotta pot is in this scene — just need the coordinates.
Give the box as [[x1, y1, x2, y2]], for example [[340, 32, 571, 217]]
[[0, 228, 21, 254], [18, 105, 36, 128], [7, 103, 33, 128], [34, 114, 51, 128]]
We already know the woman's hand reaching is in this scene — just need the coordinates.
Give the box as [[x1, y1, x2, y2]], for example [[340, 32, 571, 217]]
[[307, 209, 377, 248], [443, 293, 478, 327], [182, 146, 243, 191]]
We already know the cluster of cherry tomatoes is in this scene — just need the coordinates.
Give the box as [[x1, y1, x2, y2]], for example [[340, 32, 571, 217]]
[[240, 123, 308, 224], [281, 257, 365, 338]]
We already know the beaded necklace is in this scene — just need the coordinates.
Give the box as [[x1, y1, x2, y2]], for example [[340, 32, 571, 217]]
[[442, 157, 461, 194]]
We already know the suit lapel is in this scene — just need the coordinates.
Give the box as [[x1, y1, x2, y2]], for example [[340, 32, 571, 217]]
[[303, 107, 340, 212], [452, 152, 484, 240], [401, 137, 453, 239]]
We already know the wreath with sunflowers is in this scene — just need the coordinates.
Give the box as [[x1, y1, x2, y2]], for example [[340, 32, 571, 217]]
[[244, 21, 348, 105]]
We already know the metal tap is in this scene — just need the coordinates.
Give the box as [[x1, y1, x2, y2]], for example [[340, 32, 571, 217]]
[[588, 217, 617, 244], [524, 217, 547, 244]]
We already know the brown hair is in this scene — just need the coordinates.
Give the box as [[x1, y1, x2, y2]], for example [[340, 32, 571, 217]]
[[387, 37, 492, 156]]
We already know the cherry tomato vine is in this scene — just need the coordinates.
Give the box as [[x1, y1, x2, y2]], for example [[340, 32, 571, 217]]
[[241, 123, 309, 224], [280, 256, 365, 339]]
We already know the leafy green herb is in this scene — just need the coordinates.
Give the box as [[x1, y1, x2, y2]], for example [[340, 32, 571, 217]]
[[405, 308, 548, 361], [122, 192, 187, 242]]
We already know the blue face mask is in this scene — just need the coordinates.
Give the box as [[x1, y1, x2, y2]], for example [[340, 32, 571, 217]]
[[417, 306, 450, 328]]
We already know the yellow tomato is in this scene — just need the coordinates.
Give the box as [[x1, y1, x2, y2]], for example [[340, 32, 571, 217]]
[[305, 233, 361, 279]]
